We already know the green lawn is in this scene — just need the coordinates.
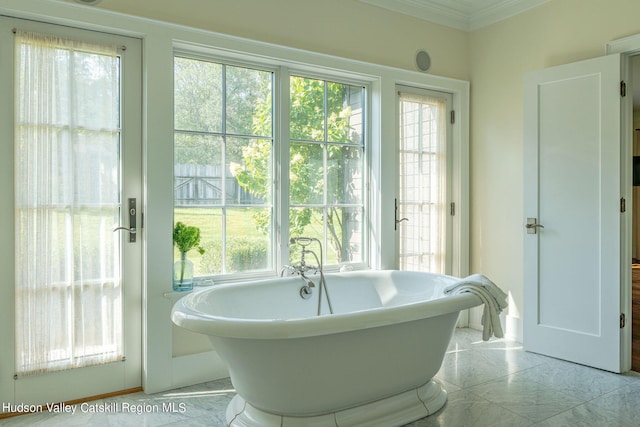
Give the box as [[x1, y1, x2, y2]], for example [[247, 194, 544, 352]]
[[173, 206, 344, 276], [174, 207, 268, 276], [174, 207, 266, 241]]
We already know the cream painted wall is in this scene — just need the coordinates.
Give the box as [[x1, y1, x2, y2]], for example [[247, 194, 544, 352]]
[[96, 0, 470, 80], [468, 0, 640, 338]]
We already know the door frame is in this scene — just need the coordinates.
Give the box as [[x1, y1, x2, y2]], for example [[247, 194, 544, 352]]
[[607, 35, 640, 372]]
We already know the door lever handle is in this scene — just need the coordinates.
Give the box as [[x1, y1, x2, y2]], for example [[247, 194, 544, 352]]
[[113, 226, 137, 234], [525, 223, 544, 229], [113, 198, 137, 242], [526, 218, 544, 234], [394, 198, 409, 230]]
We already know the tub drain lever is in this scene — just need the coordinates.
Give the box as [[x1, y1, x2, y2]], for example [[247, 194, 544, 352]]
[[300, 285, 313, 300]]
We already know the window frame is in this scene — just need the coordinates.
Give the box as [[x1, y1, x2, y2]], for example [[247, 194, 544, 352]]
[[173, 51, 372, 283], [173, 53, 277, 281]]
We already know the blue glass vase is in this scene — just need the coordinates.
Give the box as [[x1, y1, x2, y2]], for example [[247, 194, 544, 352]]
[[173, 252, 194, 291]]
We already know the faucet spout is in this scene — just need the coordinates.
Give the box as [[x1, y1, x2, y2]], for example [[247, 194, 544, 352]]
[[300, 272, 315, 288]]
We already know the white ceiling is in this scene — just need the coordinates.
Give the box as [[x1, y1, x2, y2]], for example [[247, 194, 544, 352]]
[[358, 0, 551, 31]]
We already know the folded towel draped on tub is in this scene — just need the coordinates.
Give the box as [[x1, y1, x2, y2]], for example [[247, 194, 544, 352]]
[[443, 274, 508, 341]]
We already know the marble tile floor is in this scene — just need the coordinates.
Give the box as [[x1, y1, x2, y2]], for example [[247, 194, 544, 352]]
[[3, 328, 640, 426]]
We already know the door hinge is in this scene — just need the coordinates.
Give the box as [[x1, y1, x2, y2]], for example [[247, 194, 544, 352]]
[[621, 197, 626, 213], [621, 80, 627, 97], [450, 202, 455, 216], [620, 313, 626, 328], [450, 110, 455, 124]]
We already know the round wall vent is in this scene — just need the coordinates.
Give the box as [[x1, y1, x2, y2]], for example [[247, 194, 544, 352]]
[[415, 50, 431, 72]]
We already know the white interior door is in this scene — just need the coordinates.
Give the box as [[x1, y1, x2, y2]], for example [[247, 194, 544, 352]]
[[523, 53, 624, 372], [0, 17, 142, 407]]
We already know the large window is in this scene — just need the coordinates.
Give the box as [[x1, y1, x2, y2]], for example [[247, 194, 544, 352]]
[[174, 57, 367, 279]]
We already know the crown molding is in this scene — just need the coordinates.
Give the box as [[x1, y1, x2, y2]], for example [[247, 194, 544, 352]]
[[359, 0, 550, 31]]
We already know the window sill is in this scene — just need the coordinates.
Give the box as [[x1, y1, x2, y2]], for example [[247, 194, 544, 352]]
[[163, 290, 193, 301], [162, 278, 216, 300]]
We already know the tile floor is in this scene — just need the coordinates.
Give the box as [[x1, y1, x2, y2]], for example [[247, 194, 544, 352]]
[[2, 328, 640, 426]]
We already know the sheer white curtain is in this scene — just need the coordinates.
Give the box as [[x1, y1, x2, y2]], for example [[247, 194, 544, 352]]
[[398, 91, 448, 273], [14, 30, 123, 376]]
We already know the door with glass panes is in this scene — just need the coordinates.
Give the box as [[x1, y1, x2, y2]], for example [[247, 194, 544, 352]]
[[396, 86, 453, 274], [0, 17, 142, 407]]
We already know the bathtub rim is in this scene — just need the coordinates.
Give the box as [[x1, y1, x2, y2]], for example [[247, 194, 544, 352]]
[[171, 270, 482, 339]]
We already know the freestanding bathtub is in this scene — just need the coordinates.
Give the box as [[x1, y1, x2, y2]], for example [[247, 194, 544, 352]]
[[171, 270, 482, 427]]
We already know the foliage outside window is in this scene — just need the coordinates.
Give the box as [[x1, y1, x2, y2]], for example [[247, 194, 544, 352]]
[[174, 55, 366, 279], [287, 76, 365, 265]]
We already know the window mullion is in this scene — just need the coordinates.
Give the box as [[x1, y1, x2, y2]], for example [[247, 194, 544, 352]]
[[221, 65, 228, 273], [323, 81, 329, 256]]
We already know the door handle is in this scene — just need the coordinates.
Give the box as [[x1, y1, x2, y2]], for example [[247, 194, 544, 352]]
[[526, 218, 544, 234], [394, 198, 409, 230], [113, 198, 137, 242], [113, 226, 137, 233]]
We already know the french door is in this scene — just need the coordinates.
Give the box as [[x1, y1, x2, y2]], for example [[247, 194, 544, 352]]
[[396, 86, 453, 274], [0, 17, 142, 407]]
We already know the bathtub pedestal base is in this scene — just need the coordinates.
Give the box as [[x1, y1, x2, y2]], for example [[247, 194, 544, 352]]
[[226, 379, 447, 427]]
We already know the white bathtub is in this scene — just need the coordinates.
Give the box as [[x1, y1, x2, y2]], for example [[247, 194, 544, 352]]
[[171, 270, 482, 427]]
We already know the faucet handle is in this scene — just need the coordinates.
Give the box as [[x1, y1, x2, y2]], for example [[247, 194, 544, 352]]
[[280, 265, 296, 276], [299, 263, 318, 273]]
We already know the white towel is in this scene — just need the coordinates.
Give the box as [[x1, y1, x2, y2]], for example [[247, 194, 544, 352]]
[[443, 274, 508, 341]]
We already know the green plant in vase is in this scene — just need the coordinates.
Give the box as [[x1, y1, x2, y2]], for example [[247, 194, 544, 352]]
[[172, 222, 205, 291]]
